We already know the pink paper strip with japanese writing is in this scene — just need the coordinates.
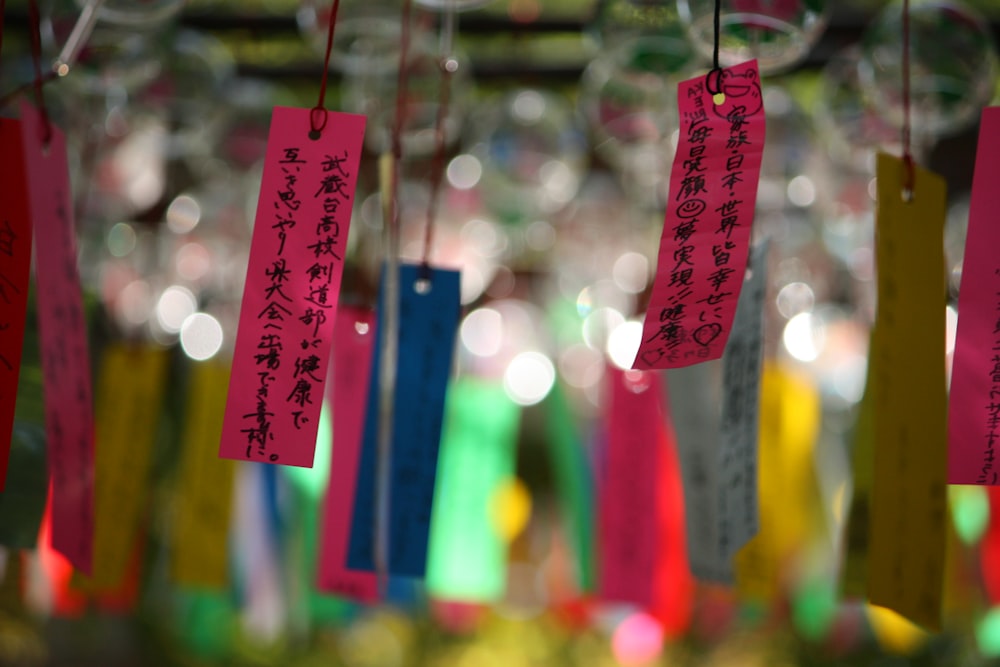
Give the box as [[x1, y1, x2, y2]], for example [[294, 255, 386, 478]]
[[317, 306, 378, 602], [219, 106, 366, 467], [949, 106, 1000, 485], [633, 60, 765, 370], [21, 101, 95, 575]]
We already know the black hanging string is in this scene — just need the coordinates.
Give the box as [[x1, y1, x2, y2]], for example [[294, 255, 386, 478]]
[[705, 0, 723, 96]]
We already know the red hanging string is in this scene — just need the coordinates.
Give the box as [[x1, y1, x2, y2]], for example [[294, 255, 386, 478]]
[[901, 0, 914, 199], [27, 0, 53, 145], [310, 0, 341, 136]]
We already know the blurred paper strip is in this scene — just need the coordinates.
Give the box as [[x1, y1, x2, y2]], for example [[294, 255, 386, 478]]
[[543, 382, 596, 594], [172, 360, 236, 588], [76, 344, 167, 592], [599, 367, 664, 606], [736, 365, 822, 602], [949, 107, 1000, 485], [650, 424, 695, 637], [426, 379, 520, 602], [666, 360, 731, 583], [717, 240, 769, 562], [22, 101, 94, 575], [868, 153, 948, 631], [317, 307, 378, 602]]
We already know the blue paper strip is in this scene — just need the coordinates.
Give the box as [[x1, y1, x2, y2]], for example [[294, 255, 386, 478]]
[[347, 264, 461, 578]]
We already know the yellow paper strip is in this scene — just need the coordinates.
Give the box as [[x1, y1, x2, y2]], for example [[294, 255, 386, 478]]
[[736, 364, 822, 601], [867, 153, 948, 631], [172, 360, 236, 588], [76, 344, 169, 591], [841, 331, 876, 598]]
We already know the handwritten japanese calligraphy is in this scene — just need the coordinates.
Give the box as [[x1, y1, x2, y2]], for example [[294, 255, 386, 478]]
[[317, 307, 378, 602], [21, 101, 95, 575], [219, 107, 365, 468], [634, 60, 765, 370], [347, 264, 462, 578], [0, 118, 33, 491], [599, 367, 664, 607], [949, 107, 1000, 485], [868, 153, 948, 631]]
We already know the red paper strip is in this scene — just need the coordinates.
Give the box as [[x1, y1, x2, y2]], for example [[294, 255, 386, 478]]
[[650, 423, 695, 638], [599, 366, 663, 607], [633, 60, 766, 369], [949, 107, 1000, 485], [0, 119, 33, 490], [317, 306, 378, 602], [219, 106, 365, 467], [21, 101, 94, 575]]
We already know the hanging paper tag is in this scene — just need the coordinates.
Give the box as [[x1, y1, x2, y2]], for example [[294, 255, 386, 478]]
[[172, 360, 236, 588], [599, 367, 663, 606], [317, 307, 378, 602], [0, 119, 33, 491], [426, 379, 520, 602], [633, 60, 766, 370], [868, 153, 948, 631], [347, 264, 461, 577], [665, 361, 731, 583], [76, 344, 168, 591], [949, 107, 1000, 485], [21, 101, 95, 575], [543, 383, 596, 593], [219, 106, 366, 467], [717, 240, 768, 561]]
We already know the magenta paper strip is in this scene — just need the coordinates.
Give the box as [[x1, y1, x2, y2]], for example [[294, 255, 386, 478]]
[[949, 106, 1000, 485], [599, 366, 662, 607], [317, 307, 378, 602], [219, 106, 365, 468], [633, 60, 766, 370], [20, 101, 95, 575]]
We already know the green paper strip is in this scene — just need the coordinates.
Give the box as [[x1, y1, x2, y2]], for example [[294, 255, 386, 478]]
[[544, 381, 596, 593], [426, 379, 521, 602]]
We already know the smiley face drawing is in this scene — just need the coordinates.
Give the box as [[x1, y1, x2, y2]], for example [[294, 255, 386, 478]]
[[710, 67, 763, 120], [676, 197, 706, 219]]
